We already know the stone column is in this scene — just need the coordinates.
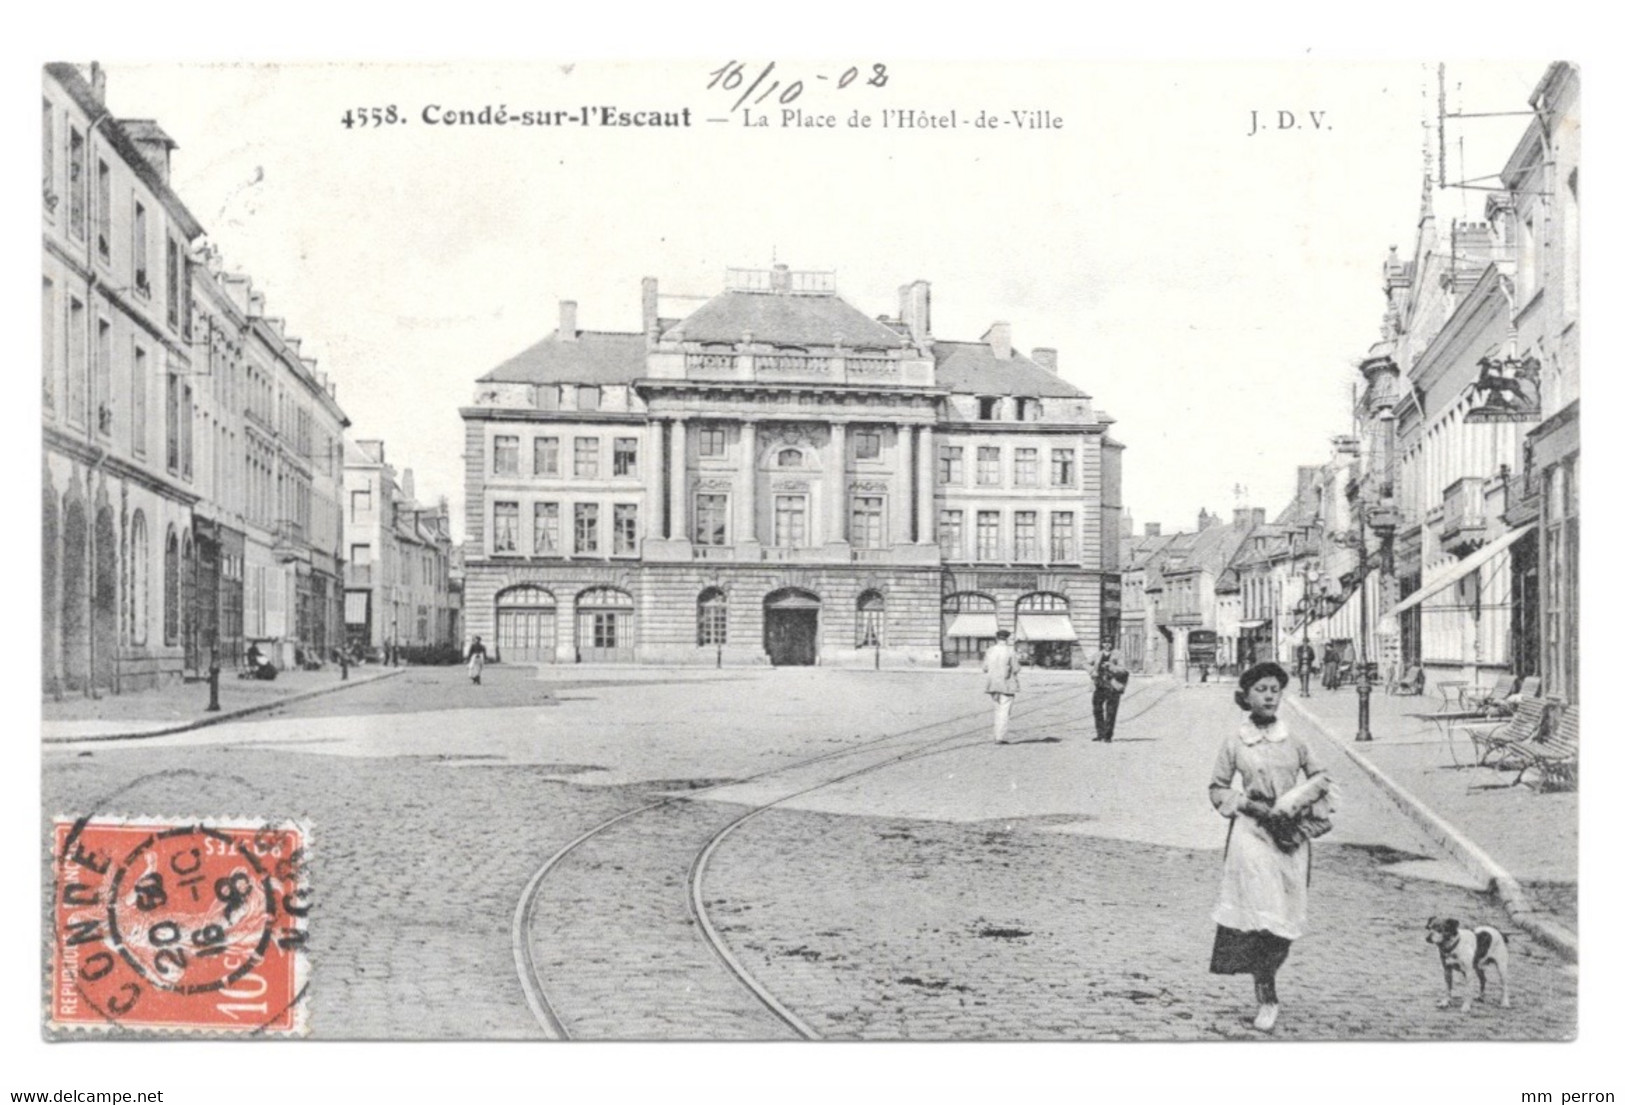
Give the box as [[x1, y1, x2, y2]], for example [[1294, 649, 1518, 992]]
[[669, 418, 689, 542], [649, 420, 667, 538], [917, 423, 935, 543], [896, 424, 915, 545], [738, 420, 759, 550], [826, 421, 848, 547]]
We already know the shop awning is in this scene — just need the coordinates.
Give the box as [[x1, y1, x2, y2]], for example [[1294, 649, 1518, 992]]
[[344, 591, 370, 625], [1388, 524, 1534, 616], [1238, 619, 1271, 630], [945, 612, 1000, 639], [1015, 614, 1078, 642]]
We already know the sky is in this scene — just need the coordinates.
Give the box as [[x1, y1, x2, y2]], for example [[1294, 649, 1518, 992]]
[[92, 59, 1547, 540]]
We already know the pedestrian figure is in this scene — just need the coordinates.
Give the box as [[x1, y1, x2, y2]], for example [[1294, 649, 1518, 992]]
[[466, 635, 487, 685], [1208, 661, 1332, 1034], [981, 629, 1021, 744], [1295, 639, 1316, 698], [1089, 637, 1129, 742]]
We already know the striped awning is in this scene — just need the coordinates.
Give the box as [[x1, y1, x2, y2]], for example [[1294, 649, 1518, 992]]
[[1388, 524, 1534, 615], [344, 591, 370, 625], [944, 612, 1000, 639], [1015, 614, 1078, 642]]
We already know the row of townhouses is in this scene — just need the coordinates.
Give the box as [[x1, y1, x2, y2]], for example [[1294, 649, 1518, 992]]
[[1121, 63, 1579, 705], [460, 266, 1125, 667], [42, 62, 458, 694]]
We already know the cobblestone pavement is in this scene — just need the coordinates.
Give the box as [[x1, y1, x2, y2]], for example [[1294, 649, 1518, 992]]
[[41, 668, 1577, 1040]]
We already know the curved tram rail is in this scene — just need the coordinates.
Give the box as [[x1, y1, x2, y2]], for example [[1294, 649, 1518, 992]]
[[514, 677, 1182, 1040]]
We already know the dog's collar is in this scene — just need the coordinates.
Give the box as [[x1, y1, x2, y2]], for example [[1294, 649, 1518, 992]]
[[1238, 718, 1289, 746]]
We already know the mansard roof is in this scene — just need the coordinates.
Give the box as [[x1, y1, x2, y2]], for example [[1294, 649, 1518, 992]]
[[670, 290, 910, 350], [932, 341, 1088, 398], [478, 330, 646, 385]]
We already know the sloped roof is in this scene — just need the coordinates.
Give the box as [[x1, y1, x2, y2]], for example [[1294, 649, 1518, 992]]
[[670, 291, 909, 350], [933, 342, 1088, 399], [479, 331, 646, 384]]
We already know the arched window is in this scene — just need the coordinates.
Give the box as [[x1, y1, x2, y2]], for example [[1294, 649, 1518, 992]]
[[163, 527, 180, 645], [941, 591, 997, 666], [697, 587, 727, 646], [130, 511, 148, 645], [856, 589, 885, 647], [778, 448, 803, 468], [496, 584, 556, 608]]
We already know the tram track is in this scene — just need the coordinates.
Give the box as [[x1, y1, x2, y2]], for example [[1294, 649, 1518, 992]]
[[513, 676, 1181, 1040]]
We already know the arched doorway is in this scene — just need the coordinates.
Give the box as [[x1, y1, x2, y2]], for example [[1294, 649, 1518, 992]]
[[93, 506, 117, 689], [1015, 592, 1077, 669], [494, 585, 556, 663], [941, 592, 996, 668], [61, 499, 89, 691], [764, 588, 820, 666], [576, 587, 635, 663]]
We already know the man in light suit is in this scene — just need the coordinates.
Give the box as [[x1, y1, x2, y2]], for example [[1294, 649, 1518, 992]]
[[982, 629, 1022, 744]]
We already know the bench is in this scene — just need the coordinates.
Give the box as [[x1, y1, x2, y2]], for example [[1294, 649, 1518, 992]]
[[1453, 697, 1552, 766], [1500, 703, 1578, 792]]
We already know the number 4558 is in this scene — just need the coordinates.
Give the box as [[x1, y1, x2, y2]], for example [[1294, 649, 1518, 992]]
[[341, 107, 401, 128]]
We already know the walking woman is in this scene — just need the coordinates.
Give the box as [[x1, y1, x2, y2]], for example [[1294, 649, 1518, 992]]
[[466, 635, 488, 685], [1208, 661, 1331, 1033]]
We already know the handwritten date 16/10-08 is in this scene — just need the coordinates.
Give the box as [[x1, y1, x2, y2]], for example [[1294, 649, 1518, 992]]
[[707, 62, 888, 114]]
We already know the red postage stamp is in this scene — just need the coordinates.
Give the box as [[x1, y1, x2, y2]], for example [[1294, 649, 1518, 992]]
[[51, 816, 310, 1035]]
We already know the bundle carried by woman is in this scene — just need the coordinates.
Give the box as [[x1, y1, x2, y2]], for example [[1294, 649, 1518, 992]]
[[1257, 773, 1335, 851]]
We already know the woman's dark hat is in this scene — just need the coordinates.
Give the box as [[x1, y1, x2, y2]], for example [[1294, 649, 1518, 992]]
[[1238, 661, 1290, 690], [995, 629, 1011, 640]]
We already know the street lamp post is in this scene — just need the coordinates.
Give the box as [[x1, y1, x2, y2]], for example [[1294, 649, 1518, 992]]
[[1354, 507, 1373, 742]]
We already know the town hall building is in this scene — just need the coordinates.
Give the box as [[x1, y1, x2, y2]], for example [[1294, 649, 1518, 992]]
[[460, 266, 1123, 667]]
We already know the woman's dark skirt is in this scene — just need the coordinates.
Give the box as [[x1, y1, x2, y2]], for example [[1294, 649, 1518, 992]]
[[1209, 925, 1292, 976]]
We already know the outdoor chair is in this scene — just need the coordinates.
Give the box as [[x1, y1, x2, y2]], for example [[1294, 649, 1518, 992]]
[[1394, 665, 1426, 696], [1499, 703, 1578, 792], [1462, 673, 1518, 717], [1456, 696, 1552, 766]]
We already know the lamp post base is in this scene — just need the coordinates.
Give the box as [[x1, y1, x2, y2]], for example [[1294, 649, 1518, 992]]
[[1355, 669, 1373, 741]]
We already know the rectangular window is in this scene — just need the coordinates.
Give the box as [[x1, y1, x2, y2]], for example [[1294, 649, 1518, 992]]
[[133, 200, 150, 294], [533, 502, 560, 554], [698, 425, 727, 457], [574, 502, 600, 554], [613, 437, 638, 477], [976, 511, 1001, 560], [977, 396, 999, 420], [95, 159, 111, 260], [166, 238, 180, 329], [939, 510, 964, 559], [577, 385, 601, 411], [938, 445, 963, 485], [67, 296, 85, 424], [1014, 511, 1037, 560], [350, 543, 371, 565], [1051, 448, 1076, 486], [590, 613, 618, 649], [613, 504, 638, 554], [181, 383, 193, 478], [976, 446, 1001, 486], [68, 127, 85, 238], [574, 437, 600, 478], [533, 436, 559, 475], [698, 595, 727, 646], [774, 495, 808, 547], [42, 279, 56, 412], [493, 434, 520, 475], [851, 496, 885, 549], [1014, 448, 1038, 486], [350, 488, 371, 521], [166, 373, 180, 471], [853, 427, 882, 459], [94, 318, 112, 436], [1050, 511, 1076, 561], [492, 502, 519, 553], [42, 99, 54, 204], [695, 493, 729, 546]]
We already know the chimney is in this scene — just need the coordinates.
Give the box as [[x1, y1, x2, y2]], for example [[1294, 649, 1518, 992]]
[[641, 277, 659, 339], [118, 120, 177, 184], [1145, 522, 1162, 537], [1198, 508, 1216, 530], [1031, 347, 1058, 373], [558, 300, 578, 341], [357, 439, 385, 464], [1297, 465, 1319, 509], [89, 62, 107, 102], [770, 263, 791, 292], [248, 290, 266, 318], [899, 280, 932, 345], [1253, 508, 1267, 529], [402, 468, 416, 502], [982, 321, 1012, 360]]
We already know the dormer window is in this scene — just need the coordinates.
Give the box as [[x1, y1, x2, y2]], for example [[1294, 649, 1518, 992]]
[[577, 385, 601, 411], [977, 396, 999, 420], [1015, 397, 1042, 421]]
